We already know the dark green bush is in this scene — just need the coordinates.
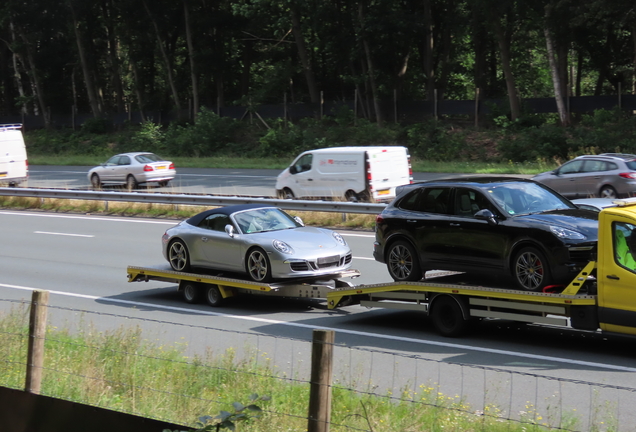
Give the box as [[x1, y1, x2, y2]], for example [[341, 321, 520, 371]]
[[405, 121, 466, 161], [164, 108, 243, 157], [497, 124, 569, 162]]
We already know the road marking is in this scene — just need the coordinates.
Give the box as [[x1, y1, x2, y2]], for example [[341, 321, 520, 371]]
[[342, 233, 374, 238], [34, 231, 94, 238], [353, 256, 374, 260], [177, 173, 277, 179], [0, 211, 176, 225], [1, 281, 634, 373]]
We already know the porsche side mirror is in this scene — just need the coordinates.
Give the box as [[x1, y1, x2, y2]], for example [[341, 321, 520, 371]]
[[294, 216, 304, 226], [225, 224, 236, 237], [475, 209, 498, 226]]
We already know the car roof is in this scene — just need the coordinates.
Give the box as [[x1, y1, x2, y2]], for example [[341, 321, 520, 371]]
[[186, 204, 275, 226], [575, 153, 636, 162], [116, 152, 157, 157], [572, 198, 618, 208], [414, 176, 532, 186], [302, 146, 406, 154], [395, 176, 536, 195]]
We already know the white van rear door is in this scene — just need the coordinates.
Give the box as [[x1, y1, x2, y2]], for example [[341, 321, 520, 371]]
[[0, 126, 28, 182], [367, 147, 411, 201]]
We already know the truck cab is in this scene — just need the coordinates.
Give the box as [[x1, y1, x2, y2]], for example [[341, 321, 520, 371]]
[[596, 198, 636, 335]]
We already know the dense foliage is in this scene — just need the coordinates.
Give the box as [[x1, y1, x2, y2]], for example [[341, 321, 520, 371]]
[[24, 108, 636, 164], [1, 0, 636, 125]]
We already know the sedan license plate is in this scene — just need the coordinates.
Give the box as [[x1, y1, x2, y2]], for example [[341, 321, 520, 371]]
[[317, 255, 339, 265], [156, 165, 166, 170], [0, 173, 6, 178]]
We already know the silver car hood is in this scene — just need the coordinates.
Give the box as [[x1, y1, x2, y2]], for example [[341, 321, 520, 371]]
[[246, 226, 344, 252]]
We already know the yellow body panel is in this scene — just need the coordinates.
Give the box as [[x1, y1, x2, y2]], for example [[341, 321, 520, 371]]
[[596, 203, 636, 331]]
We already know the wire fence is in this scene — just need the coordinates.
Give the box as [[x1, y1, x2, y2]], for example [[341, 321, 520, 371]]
[[1, 295, 634, 431]]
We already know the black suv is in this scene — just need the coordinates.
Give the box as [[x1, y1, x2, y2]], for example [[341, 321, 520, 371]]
[[373, 177, 599, 291]]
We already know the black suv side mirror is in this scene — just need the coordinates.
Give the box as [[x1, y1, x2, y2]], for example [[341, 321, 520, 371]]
[[475, 209, 499, 226]]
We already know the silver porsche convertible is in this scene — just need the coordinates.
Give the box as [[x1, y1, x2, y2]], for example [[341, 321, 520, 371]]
[[161, 204, 352, 282]]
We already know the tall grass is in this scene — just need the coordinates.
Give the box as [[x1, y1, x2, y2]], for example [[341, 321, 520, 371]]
[[0, 305, 564, 431]]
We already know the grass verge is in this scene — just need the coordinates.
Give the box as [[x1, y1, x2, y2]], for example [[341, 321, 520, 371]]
[[0, 196, 377, 230], [27, 154, 556, 175], [0, 305, 571, 431]]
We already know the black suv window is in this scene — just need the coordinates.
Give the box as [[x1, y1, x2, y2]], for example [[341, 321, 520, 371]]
[[454, 188, 494, 217], [398, 187, 450, 214]]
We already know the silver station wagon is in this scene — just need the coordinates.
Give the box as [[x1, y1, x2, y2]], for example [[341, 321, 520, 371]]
[[533, 153, 636, 199]]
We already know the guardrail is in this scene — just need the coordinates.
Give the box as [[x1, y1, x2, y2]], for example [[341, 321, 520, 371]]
[[0, 187, 387, 214]]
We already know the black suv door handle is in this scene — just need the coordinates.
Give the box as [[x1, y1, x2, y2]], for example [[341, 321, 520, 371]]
[[450, 223, 461, 227]]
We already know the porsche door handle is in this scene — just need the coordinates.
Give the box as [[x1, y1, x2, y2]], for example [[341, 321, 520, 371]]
[[201, 237, 209, 242]]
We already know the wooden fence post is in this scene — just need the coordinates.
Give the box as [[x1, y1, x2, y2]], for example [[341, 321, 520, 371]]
[[307, 329, 334, 432], [25, 290, 49, 394]]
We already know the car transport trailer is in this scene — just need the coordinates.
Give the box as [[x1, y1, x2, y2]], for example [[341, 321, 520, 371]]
[[325, 262, 598, 337], [126, 265, 361, 307], [127, 198, 636, 338]]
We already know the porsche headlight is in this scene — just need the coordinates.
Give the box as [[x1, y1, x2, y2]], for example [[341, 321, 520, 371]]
[[550, 226, 586, 240], [273, 239, 294, 254], [332, 232, 346, 246]]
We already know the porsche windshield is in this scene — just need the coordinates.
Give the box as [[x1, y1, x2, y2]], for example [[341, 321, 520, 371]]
[[486, 182, 574, 216], [233, 208, 301, 234]]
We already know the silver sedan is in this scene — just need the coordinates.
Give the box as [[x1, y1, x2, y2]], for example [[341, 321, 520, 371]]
[[161, 204, 352, 282], [87, 152, 176, 189]]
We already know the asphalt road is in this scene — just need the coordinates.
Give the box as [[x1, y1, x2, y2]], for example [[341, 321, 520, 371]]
[[1, 208, 636, 429], [25, 165, 524, 196]]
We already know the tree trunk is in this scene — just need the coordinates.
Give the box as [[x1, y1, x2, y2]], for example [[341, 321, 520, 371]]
[[101, 0, 124, 114], [492, 19, 520, 120], [68, 1, 101, 119], [290, 2, 319, 104], [7, 22, 27, 115], [14, 23, 49, 125], [142, 0, 182, 115], [130, 59, 147, 122], [183, 0, 199, 121], [544, 4, 568, 126], [358, 1, 383, 124], [423, 0, 435, 100]]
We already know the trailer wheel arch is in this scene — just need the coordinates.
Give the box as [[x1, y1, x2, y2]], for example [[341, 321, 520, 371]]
[[428, 294, 471, 337]]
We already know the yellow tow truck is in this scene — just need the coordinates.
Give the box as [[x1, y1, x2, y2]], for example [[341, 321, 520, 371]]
[[127, 198, 636, 337], [327, 198, 636, 336]]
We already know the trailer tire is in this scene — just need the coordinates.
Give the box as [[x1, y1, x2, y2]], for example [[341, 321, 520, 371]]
[[430, 296, 467, 337], [181, 281, 202, 304], [204, 285, 224, 307]]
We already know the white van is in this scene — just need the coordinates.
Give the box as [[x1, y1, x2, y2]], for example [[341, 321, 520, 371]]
[[276, 146, 412, 202], [0, 124, 28, 186]]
